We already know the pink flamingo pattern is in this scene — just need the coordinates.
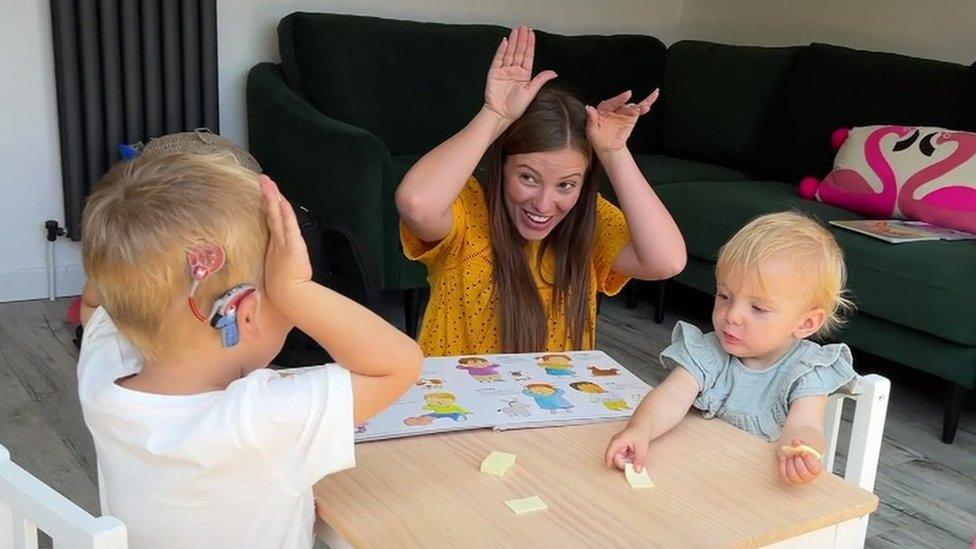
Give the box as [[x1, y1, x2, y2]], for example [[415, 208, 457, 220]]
[[897, 131, 976, 234], [813, 126, 913, 218]]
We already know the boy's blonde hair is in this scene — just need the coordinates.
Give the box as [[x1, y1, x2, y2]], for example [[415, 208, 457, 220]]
[[82, 152, 268, 360], [716, 211, 854, 338]]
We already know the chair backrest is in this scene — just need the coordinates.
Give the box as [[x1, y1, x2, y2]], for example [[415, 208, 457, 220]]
[[0, 444, 127, 549], [821, 373, 891, 492]]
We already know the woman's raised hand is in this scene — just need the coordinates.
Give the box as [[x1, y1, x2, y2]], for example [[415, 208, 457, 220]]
[[586, 89, 659, 155], [483, 26, 557, 123]]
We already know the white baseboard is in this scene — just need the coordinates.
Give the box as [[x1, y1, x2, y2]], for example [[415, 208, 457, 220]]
[[0, 264, 85, 303]]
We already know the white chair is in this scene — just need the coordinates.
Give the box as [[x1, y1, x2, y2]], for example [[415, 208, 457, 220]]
[[765, 373, 891, 548], [0, 444, 126, 549]]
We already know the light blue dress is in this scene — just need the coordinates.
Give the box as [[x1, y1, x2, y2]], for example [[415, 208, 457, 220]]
[[660, 321, 860, 441]]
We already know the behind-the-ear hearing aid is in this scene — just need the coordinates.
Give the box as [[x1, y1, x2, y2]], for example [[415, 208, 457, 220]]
[[208, 283, 255, 348], [186, 242, 255, 348]]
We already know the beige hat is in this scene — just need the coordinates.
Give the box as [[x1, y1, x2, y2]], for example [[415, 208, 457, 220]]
[[140, 128, 261, 173]]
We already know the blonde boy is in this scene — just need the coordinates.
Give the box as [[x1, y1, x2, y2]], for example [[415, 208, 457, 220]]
[[78, 152, 421, 548]]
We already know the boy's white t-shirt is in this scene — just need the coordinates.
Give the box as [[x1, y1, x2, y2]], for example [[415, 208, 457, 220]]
[[77, 307, 355, 549]]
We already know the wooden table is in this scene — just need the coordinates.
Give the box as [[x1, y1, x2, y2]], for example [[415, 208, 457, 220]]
[[314, 414, 878, 548]]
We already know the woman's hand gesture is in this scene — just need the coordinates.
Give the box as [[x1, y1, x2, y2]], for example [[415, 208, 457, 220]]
[[483, 26, 557, 123], [586, 89, 659, 155]]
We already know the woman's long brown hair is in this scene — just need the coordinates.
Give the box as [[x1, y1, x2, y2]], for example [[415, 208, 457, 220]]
[[483, 87, 599, 352]]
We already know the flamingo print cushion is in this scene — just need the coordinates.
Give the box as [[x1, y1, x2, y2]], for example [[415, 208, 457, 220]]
[[799, 125, 976, 233]]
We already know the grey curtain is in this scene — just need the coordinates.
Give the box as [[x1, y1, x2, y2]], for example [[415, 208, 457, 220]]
[[50, 0, 218, 239]]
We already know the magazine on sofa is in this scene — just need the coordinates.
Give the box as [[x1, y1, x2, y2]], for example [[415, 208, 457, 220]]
[[829, 220, 976, 244]]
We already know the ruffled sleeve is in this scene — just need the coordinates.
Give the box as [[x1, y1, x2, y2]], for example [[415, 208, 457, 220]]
[[783, 342, 860, 405], [659, 321, 730, 413]]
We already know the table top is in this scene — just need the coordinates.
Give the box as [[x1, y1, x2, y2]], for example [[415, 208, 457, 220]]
[[314, 414, 878, 548]]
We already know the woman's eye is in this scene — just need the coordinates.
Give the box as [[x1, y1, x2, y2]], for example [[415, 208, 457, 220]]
[[752, 305, 767, 313], [716, 293, 728, 300], [520, 173, 535, 183], [558, 181, 577, 191]]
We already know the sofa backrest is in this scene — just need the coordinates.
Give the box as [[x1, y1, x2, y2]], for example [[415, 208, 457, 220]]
[[662, 41, 799, 171], [757, 43, 976, 182], [278, 13, 665, 156]]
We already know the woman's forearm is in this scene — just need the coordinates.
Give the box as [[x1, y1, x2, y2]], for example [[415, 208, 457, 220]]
[[599, 148, 686, 279], [395, 107, 510, 242]]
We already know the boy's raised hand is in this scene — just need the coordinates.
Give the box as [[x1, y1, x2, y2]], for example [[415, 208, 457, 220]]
[[483, 26, 557, 123], [260, 175, 312, 309], [586, 88, 659, 155]]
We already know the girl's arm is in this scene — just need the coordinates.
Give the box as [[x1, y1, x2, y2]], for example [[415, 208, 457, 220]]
[[777, 395, 828, 485], [604, 367, 699, 472], [395, 26, 557, 243], [586, 91, 687, 280]]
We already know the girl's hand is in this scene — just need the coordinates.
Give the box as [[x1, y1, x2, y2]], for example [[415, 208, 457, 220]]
[[483, 26, 557, 123], [586, 89, 659, 155], [604, 426, 651, 472], [260, 175, 313, 311], [778, 439, 824, 485]]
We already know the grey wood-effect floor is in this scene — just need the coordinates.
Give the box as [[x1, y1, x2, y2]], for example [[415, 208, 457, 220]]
[[0, 292, 973, 548]]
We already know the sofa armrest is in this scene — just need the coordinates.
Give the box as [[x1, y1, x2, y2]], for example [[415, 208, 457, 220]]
[[247, 62, 393, 295]]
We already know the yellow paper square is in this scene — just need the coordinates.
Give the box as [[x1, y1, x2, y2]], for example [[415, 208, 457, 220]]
[[780, 443, 823, 461], [625, 463, 655, 489], [505, 495, 548, 514], [480, 451, 517, 477]]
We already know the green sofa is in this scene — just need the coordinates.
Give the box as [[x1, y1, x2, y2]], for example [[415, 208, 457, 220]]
[[247, 12, 976, 442]]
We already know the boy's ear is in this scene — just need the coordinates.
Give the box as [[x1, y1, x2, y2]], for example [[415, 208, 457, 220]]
[[236, 291, 262, 339], [794, 308, 827, 339]]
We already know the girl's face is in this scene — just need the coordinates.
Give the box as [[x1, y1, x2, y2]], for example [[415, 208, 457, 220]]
[[712, 255, 826, 369], [503, 148, 588, 241]]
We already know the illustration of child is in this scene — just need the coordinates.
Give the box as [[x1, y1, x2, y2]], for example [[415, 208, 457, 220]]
[[570, 381, 630, 411], [457, 356, 503, 383], [536, 354, 575, 376], [523, 383, 574, 413]]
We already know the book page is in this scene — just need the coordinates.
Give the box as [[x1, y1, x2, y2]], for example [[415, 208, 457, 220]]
[[354, 350, 650, 442]]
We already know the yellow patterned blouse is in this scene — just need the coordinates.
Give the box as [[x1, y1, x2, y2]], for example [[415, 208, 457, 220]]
[[400, 177, 632, 356]]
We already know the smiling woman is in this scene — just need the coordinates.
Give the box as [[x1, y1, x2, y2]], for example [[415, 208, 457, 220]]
[[395, 26, 687, 356]]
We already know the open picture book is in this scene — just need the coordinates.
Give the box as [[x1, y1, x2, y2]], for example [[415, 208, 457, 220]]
[[289, 350, 649, 442]]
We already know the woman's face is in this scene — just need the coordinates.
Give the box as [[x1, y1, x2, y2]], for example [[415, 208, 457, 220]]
[[503, 148, 588, 241]]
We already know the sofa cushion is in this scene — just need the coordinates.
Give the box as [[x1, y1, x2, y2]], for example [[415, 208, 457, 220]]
[[663, 41, 799, 170], [757, 43, 976, 183], [534, 32, 666, 152], [635, 154, 753, 186], [656, 179, 976, 346], [279, 13, 666, 157], [806, 125, 976, 233]]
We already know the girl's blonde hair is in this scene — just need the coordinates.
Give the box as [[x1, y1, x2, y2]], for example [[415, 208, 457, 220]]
[[716, 212, 855, 338], [82, 152, 268, 360]]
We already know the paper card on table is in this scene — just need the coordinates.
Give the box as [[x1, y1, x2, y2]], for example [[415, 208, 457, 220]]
[[625, 463, 655, 489], [481, 451, 517, 477], [505, 495, 548, 514]]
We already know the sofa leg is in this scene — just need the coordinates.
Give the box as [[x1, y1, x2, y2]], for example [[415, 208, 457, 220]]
[[942, 382, 968, 444], [653, 281, 667, 324], [624, 284, 638, 310], [403, 288, 421, 340]]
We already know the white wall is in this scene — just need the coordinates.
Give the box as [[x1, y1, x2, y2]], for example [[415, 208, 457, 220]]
[[215, 0, 686, 147], [0, 1, 84, 302], [678, 0, 976, 65]]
